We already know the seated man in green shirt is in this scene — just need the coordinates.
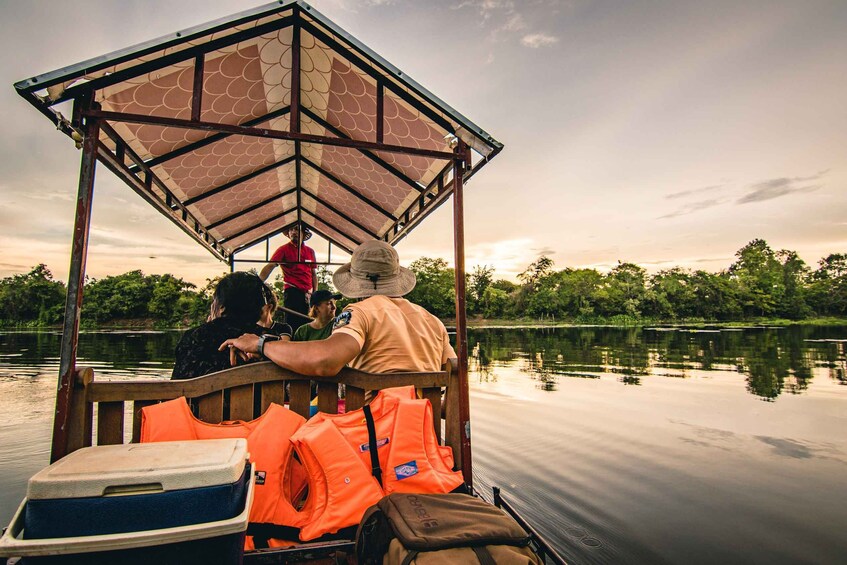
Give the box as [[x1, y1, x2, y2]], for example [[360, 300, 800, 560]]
[[293, 289, 342, 342]]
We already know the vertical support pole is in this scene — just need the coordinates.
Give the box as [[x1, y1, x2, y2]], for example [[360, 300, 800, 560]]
[[266, 238, 270, 262], [451, 142, 472, 489], [191, 54, 204, 122], [290, 15, 301, 135], [52, 95, 100, 463], [291, 16, 303, 253], [327, 241, 332, 264], [376, 81, 384, 144], [229, 255, 235, 273]]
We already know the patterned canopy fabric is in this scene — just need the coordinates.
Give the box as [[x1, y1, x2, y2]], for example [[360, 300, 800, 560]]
[[15, 1, 501, 260]]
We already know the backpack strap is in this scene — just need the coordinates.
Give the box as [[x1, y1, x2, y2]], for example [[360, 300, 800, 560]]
[[400, 550, 419, 565], [472, 546, 497, 565], [363, 404, 383, 487]]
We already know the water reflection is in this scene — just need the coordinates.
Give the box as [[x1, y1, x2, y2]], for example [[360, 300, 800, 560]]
[[468, 325, 847, 400]]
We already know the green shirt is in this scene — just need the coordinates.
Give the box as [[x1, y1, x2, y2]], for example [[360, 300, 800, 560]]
[[292, 321, 333, 342]]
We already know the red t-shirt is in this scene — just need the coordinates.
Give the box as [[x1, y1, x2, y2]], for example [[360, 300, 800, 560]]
[[270, 242, 316, 291]]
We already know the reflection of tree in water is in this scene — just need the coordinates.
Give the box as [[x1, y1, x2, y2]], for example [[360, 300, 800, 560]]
[[466, 325, 847, 400], [737, 328, 814, 401], [469, 342, 496, 383]]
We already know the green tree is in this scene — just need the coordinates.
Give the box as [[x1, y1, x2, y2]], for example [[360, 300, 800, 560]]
[[481, 286, 510, 318], [518, 256, 554, 290], [468, 265, 494, 314], [599, 262, 647, 317], [148, 274, 198, 325], [776, 250, 811, 319], [646, 268, 696, 320], [807, 253, 847, 315], [555, 268, 603, 318], [0, 264, 67, 325], [689, 270, 741, 321], [406, 257, 455, 318], [729, 239, 784, 317]]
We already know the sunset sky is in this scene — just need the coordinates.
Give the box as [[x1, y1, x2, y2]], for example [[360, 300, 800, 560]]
[[1, 0, 845, 286]]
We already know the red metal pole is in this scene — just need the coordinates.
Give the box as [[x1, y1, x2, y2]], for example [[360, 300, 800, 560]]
[[452, 142, 473, 489], [52, 100, 100, 463]]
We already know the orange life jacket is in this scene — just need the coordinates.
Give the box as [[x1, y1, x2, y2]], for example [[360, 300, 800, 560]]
[[292, 386, 464, 541], [140, 398, 307, 548]]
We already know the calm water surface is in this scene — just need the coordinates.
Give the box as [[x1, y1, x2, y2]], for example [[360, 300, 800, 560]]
[[1, 326, 845, 564]]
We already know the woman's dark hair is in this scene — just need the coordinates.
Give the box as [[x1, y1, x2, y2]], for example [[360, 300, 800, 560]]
[[212, 272, 271, 325]]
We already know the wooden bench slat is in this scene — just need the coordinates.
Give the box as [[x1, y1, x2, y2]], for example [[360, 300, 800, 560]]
[[422, 388, 442, 444], [317, 382, 338, 414], [260, 381, 286, 414], [289, 381, 311, 419], [97, 401, 125, 445], [67, 368, 94, 454], [197, 391, 224, 423], [229, 384, 254, 421], [346, 386, 365, 412], [444, 364, 461, 470], [132, 400, 157, 443]]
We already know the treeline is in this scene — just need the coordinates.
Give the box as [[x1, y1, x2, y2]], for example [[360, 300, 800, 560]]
[[0, 266, 212, 327], [1, 239, 845, 327], [406, 239, 847, 322]]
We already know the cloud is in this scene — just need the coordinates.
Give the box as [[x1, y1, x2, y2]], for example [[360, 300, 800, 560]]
[[531, 246, 556, 257], [520, 33, 559, 48], [737, 172, 826, 204], [666, 184, 723, 200], [658, 198, 723, 219], [497, 13, 526, 33]]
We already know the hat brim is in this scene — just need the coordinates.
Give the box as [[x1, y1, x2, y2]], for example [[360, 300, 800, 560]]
[[286, 226, 312, 241], [332, 263, 417, 298]]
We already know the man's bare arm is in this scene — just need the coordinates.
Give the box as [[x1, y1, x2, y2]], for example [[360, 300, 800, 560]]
[[220, 332, 360, 377], [259, 262, 276, 281]]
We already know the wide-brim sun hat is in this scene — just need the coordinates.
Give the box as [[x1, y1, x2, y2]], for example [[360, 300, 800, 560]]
[[333, 240, 417, 298]]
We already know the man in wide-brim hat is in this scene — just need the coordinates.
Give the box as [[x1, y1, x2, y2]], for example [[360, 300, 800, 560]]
[[221, 240, 456, 379]]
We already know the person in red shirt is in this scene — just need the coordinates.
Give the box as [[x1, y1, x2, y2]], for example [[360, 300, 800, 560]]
[[259, 224, 317, 330]]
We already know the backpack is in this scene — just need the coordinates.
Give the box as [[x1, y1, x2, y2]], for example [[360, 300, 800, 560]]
[[355, 493, 544, 564]]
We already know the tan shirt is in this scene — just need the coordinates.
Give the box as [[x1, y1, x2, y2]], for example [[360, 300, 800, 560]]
[[332, 295, 456, 373]]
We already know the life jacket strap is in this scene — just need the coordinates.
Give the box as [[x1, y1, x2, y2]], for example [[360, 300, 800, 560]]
[[363, 404, 383, 487], [247, 522, 302, 547]]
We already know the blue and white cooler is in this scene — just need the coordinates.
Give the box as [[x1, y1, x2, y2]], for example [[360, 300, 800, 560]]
[[0, 438, 253, 565]]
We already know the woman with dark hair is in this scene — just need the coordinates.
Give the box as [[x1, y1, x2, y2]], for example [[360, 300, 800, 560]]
[[171, 272, 292, 380]]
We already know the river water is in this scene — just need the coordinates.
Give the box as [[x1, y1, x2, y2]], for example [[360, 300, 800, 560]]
[[0, 326, 845, 564]]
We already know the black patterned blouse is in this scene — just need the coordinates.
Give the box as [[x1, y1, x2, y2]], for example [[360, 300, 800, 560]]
[[171, 318, 292, 380]]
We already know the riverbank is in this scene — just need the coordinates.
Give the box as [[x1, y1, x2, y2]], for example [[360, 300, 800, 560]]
[[447, 316, 847, 329], [4, 316, 847, 331]]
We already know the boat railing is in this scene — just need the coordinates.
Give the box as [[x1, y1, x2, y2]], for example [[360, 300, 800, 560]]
[[59, 359, 462, 468]]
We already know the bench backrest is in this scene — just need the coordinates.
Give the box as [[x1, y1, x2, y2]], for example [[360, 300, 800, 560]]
[[62, 360, 463, 469]]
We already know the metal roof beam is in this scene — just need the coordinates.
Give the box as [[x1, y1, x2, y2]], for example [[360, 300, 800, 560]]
[[299, 212, 356, 254], [301, 106, 424, 193], [39, 15, 297, 106], [300, 187, 376, 240], [301, 19, 454, 133], [300, 156, 396, 220], [128, 106, 292, 173], [183, 155, 296, 207], [207, 187, 298, 231], [219, 206, 297, 244], [86, 109, 455, 160]]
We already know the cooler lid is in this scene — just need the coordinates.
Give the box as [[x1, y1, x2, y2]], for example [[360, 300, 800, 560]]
[[27, 439, 248, 500]]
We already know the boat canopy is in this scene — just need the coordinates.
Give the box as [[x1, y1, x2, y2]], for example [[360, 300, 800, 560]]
[[14, 0, 502, 261], [16, 1, 501, 473]]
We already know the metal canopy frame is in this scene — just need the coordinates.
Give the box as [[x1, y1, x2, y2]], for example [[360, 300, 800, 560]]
[[15, 1, 500, 489]]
